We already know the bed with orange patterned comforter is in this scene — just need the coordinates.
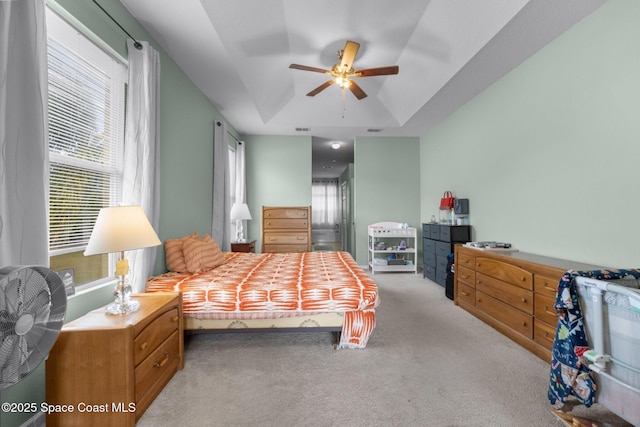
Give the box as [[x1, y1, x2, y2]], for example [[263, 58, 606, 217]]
[[145, 251, 379, 349]]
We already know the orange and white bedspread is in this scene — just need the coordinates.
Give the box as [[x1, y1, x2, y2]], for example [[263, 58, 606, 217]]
[[145, 251, 379, 349]]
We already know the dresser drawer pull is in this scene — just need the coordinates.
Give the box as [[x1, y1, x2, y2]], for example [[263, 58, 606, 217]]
[[140, 342, 149, 351], [297, 236, 305, 240], [521, 298, 527, 303], [269, 237, 277, 241], [543, 306, 556, 316], [154, 352, 170, 368], [171, 316, 180, 323], [521, 321, 527, 327], [461, 291, 470, 297]]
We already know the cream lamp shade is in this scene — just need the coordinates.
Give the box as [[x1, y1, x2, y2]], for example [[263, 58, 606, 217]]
[[84, 205, 161, 256], [84, 205, 160, 314], [230, 203, 252, 221]]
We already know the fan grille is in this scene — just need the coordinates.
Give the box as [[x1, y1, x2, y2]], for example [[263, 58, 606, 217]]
[[0, 266, 67, 390]]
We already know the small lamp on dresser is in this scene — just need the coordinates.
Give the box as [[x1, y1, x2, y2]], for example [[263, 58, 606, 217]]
[[84, 205, 161, 315], [231, 202, 252, 242]]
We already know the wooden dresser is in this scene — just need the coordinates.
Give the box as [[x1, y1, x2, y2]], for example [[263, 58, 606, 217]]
[[262, 206, 311, 253], [46, 292, 184, 426], [454, 245, 600, 362]]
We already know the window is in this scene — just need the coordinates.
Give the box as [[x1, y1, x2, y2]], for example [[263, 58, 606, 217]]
[[46, 8, 128, 289], [312, 179, 339, 227]]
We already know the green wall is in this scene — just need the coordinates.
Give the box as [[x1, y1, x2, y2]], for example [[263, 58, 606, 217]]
[[354, 137, 421, 265], [0, 1, 233, 425], [243, 135, 312, 251], [420, 0, 640, 268]]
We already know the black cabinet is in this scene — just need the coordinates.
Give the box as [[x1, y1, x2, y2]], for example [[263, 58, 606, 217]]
[[423, 224, 471, 286]]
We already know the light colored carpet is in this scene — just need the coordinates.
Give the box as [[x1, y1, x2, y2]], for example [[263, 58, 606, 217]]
[[138, 273, 632, 427]]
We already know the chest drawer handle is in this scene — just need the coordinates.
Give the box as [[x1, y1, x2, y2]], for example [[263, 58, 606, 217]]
[[521, 321, 527, 327], [171, 316, 180, 323], [521, 298, 527, 303], [269, 237, 277, 241], [297, 236, 304, 240], [140, 342, 149, 351], [460, 291, 470, 297], [154, 352, 170, 368]]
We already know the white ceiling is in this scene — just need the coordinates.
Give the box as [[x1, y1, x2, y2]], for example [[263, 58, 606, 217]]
[[120, 0, 606, 174]]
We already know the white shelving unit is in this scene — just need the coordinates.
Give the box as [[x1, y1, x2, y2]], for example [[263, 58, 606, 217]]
[[368, 221, 418, 274]]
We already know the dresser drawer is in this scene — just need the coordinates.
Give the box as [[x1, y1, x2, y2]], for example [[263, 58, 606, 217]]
[[457, 266, 475, 287], [134, 307, 180, 366], [263, 244, 308, 253], [534, 293, 558, 325], [423, 238, 436, 253], [263, 208, 308, 219], [476, 273, 533, 315], [263, 232, 308, 245], [424, 250, 436, 267], [263, 218, 309, 229], [435, 241, 452, 257], [458, 282, 475, 306], [456, 251, 475, 269], [429, 224, 440, 239], [135, 330, 180, 403], [475, 257, 532, 290], [534, 318, 556, 350], [534, 274, 559, 297], [476, 291, 533, 338]]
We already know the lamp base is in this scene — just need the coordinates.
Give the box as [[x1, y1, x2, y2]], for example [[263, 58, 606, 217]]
[[106, 298, 140, 314], [106, 274, 140, 315]]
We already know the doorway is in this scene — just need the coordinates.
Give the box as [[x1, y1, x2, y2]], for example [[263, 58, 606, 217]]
[[311, 137, 354, 252]]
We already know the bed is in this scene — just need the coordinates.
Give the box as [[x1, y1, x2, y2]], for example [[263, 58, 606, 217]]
[[145, 248, 379, 349], [548, 269, 640, 426]]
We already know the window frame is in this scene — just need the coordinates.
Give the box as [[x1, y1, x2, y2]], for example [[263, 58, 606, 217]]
[[46, 4, 129, 292]]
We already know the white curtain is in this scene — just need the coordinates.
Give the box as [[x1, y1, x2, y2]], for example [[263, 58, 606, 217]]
[[0, 0, 49, 267], [312, 180, 339, 227], [212, 122, 231, 251], [234, 141, 248, 239], [122, 39, 161, 291]]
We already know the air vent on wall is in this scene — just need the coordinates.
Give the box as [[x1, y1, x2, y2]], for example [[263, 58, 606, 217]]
[[295, 127, 310, 132], [367, 128, 383, 133]]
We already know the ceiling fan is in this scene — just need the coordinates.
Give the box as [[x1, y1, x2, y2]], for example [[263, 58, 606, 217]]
[[289, 40, 399, 100]]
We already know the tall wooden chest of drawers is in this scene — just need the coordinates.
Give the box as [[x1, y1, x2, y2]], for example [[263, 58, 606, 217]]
[[454, 245, 600, 362], [262, 206, 311, 253], [46, 292, 184, 426]]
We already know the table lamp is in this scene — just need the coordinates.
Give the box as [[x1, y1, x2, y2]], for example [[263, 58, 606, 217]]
[[84, 205, 161, 314], [230, 203, 252, 242]]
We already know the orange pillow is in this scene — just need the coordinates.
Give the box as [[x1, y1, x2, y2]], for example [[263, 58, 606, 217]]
[[183, 234, 226, 273], [165, 232, 198, 272]]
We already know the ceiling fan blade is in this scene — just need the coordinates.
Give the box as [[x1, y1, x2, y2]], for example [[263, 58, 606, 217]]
[[307, 80, 335, 97], [340, 40, 360, 71], [354, 65, 399, 77], [347, 80, 367, 100], [289, 64, 331, 74]]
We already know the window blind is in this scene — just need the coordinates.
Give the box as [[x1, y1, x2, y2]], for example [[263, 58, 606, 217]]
[[47, 9, 127, 255]]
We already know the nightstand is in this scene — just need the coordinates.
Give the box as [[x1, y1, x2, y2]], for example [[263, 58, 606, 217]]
[[231, 239, 256, 253], [46, 292, 184, 426]]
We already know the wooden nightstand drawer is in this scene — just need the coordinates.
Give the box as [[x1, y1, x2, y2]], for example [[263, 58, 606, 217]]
[[135, 330, 180, 402], [134, 307, 180, 366]]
